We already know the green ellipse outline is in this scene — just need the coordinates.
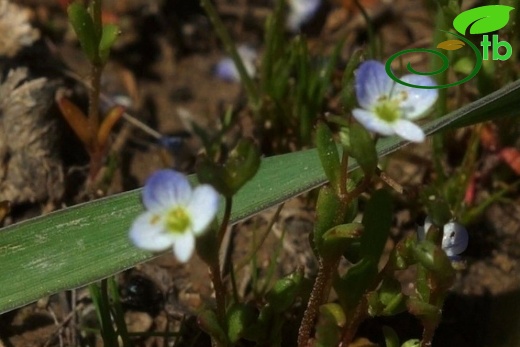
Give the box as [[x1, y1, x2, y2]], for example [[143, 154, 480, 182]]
[[385, 30, 483, 89]]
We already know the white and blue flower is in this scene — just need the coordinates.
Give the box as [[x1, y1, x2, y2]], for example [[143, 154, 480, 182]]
[[286, 0, 322, 32], [417, 216, 469, 258], [214, 45, 257, 83], [353, 60, 438, 143], [129, 170, 219, 262]]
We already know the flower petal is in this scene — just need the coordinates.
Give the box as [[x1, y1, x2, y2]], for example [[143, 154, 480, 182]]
[[187, 184, 220, 235], [214, 57, 239, 82], [129, 212, 174, 251], [393, 119, 425, 142], [352, 108, 395, 136], [142, 170, 192, 211], [393, 75, 438, 120], [355, 60, 394, 110], [173, 233, 195, 262], [442, 222, 469, 257], [214, 45, 257, 82], [286, 0, 321, 32]]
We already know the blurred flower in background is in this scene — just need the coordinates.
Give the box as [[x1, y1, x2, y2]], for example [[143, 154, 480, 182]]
[[286, 0, 322, 32], [214, 44, 258, 82]]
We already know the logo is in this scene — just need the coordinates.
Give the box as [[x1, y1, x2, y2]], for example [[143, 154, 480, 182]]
[[385, 5, 515, 89]]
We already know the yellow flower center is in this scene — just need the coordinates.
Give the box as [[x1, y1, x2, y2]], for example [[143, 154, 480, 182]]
[[374, 96, 400, 122], [165, 207, 191, 234]]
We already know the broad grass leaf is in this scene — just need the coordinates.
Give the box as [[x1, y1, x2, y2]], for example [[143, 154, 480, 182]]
[[0, 77, 519, 314]]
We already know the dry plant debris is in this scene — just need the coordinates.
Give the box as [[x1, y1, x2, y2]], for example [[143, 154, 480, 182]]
[[0, 68, 63, 206], [0, 0, 39, 57]]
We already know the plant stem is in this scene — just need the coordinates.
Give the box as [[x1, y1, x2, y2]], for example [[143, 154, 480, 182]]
[[339, 150, 349, 197], [217, 197, 233, 246], [88, 64, 102, 145], [108, 277, 132, 347], [211, 196, 233, 323], [297, 258, 335, 347], [298, 170, 371, 345], [209, 262, 227, 323], [431, 4, 449, 184], [354, 0, 377, 59], [341, 298, 368, 346]]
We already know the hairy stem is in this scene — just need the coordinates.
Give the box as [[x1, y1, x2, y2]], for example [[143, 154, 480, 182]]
[[211, 196, 233, 323], [209, 262, 227, 323], [297, 258, 333, 347]]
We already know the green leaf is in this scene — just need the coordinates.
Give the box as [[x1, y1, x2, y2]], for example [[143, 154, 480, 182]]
[[197, 139, 261, 197], [265, 270, 303, 312], [334, 190, 392, 314], [99, 24, 120, 64], [341, 123, 378, 177], [420, 187, 452, 227], [316, 122, 341, 190], [360, 189, 393, 262], [373, 278, 406, 316], [315, 303, 346, 347], [1, 78, 520, 314], [321, 223, 363, 259], [401, 339, 421, 347], [453, 5, 514, 35], [226, 303, 257, 343], [413, 241, 455, 287], [335, 258, 378, 313], [197, 309, 228, 345], [67, 3, 99, 63], [313, 185, 344, 258], [382, 326, 400, 347]]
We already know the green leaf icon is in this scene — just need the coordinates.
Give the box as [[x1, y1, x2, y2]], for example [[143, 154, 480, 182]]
[[453, 5, 514, 35]]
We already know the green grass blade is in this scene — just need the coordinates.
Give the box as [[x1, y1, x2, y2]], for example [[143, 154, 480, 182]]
[[1, 78, 519, 314]]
